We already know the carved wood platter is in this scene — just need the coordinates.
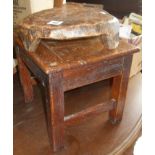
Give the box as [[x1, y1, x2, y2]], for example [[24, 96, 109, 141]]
[[16, 3, 120, 51]]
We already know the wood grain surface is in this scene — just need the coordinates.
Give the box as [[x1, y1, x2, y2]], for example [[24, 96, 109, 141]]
[[16, 2, 120, 51], [15, 36, 139, 151], [13, 73, 142, 155], [24, 38, 139, 74]]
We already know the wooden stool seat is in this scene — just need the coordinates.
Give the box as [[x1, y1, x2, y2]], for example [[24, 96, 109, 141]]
[[15, 36, 139, 152], [29, 37, 137, 73]]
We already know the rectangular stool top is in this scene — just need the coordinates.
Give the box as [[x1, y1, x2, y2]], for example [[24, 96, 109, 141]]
[[27, 37, 139, 74]]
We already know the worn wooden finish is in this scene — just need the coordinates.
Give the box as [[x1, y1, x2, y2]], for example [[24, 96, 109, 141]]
[[15, 36, 139, 152], [16, 46, 33, 103], [109, 55, 133, 123], [16, 2, 119, 51], [30, 37, 139, 73], [64, 99, 116, 126], [18, 46, 48, 84], [44, 72, 65, 152], [14, 73, 142, 155], [63, 57, 123, 91]]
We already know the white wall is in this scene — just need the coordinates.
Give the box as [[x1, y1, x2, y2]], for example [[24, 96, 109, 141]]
[[31, 0, 66, 13], [13, 0, 66, 25], [30, 0, 54, 13]]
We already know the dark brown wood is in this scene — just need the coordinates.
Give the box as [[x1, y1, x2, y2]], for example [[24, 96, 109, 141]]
[[64, 68, 122, 91], [14, 73, 142, 155], [16, 46, 33, 103], [19, 46, 48, 84], [109, 55, 133, 123], [54, 0, 64, 7], [30, 38, 139, 74], [64, 99, 116, 126], [63, 57, 123, 91], [44, 72, 65, 152], [15, 36, 139, 152], [31, 77, 37, 85]]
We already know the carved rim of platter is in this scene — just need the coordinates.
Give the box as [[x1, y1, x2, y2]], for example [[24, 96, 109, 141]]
[[110, 116, 142, 155]]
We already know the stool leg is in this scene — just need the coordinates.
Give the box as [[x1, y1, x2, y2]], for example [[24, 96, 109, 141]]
[[16, 47, 33, 103], [44, 72, 64, 152], [109, 55, 133, 124]]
